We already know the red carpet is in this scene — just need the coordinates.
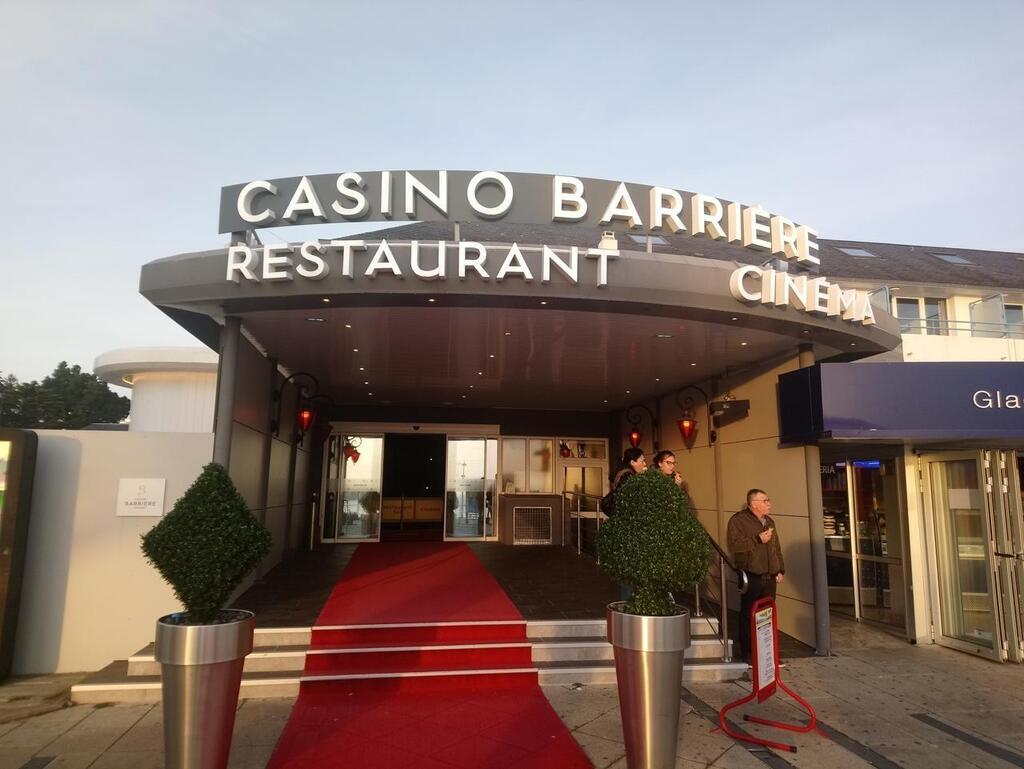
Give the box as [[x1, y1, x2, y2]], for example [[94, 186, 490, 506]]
[[266, 543, 593, 769]]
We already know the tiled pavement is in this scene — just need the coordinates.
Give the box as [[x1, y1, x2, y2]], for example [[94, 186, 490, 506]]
[[5, 615, 1024, 768]]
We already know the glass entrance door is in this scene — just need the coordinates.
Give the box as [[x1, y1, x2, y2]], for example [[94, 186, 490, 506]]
[[923, 452, 1001, 659], [322, 434, 384, 542], [445, 437, 497, 540], [822, 458, 908, 631]]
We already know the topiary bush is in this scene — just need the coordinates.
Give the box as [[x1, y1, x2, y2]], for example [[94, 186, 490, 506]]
[[141, 463, 272, 624], [597, 470, 712, 616]]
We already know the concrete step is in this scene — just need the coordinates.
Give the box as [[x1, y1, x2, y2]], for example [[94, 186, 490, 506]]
[[530, 635, 731, 663], [536, 657, 747, 686], [526, 615, 718, 639], [128, 644, 309, 676]]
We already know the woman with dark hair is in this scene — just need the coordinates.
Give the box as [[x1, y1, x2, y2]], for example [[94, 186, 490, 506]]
[[652, 449, 692, 504], [610, 447, 647, 491]]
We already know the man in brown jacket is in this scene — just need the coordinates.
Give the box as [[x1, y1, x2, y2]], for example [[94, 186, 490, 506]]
[[727, 488, 785, 662]]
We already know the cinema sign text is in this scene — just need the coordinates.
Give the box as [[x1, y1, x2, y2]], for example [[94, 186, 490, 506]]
[[221, 170, 820, 265]]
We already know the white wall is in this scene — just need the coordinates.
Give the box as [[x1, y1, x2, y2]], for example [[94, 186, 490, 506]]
[[129, 371, 217, 432], [900, 333, 1023, 362], [13, 431, 214, 674]]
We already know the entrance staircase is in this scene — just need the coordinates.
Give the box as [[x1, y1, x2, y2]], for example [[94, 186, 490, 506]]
[[70, 615, 745, 704]]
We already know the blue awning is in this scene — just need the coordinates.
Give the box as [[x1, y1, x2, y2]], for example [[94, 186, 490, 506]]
[[778, 362, 1024, 443]]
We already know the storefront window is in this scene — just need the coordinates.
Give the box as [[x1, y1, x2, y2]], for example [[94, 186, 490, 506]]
[[528, 439, 553, 493], [500, 438, 527, 492]]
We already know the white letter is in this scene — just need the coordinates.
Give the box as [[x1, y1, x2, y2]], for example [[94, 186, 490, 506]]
[[796, 225, 821, 265], [405, 171, 448, 217], [552, 175, 587, 221], [297, 241, 328, 279], [282, 176, 326, 222], [1007, 394, 1021, 408], [973, 390, 992, 409], [458, 242, 489, 280], [600, 183, 643, 228], [649, 187, 685, 233], [542, 246, 579, 284], [495, 243, 533, 281], [770, 215, 800, 260], [262, 245, 294, 282], [729, 265, 762, 302], [467, 171, 513, 218], [687, 193, 726, 239], [726, 202, 742, 243], [365, 240, 403, 277], [742, 205, 772, 251], [328, 239, 365, 278], [827, 284, 858, 317], [780, 274, 809, 309], [760, 268, 777, 304], [332, 172, 369, 217], [226, 245, 258, 283], [411, 240, 446, 279], [808, 277, 830, 314], [856, 292, 877, 325], [381, 171, 392, 218], [585, 247, 619, 287], [237, 180, 277, 225]]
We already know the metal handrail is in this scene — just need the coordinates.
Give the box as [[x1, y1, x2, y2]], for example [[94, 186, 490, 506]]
[[562, 490, 606, 557]]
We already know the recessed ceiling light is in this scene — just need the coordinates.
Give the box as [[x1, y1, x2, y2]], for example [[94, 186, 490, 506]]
[[363, 381, 369, 385], [322, 297, 330, 303], [461, 394, 467, 399], [656, 333, 673, 339], [359, 366, 365, 371], [352, 348, 359, 352], [504, 331, 512, 336], [731, 317, 738, 321], [849, 342, 856, 347], [478, 371, 483, 376], [802, 330, 809, 334], [489, 354, 495, 358], [344, 323, 352, 329], [305, 317, 325, 323], [740, 341, 748, 346], [625, 389, 631, 394], [367, 392, 373, 396], [428, 298, 437, 303], [690, 363, 697, 367], [469, 385, 474, 389], [603, 399, 608, 403], [540, 301, 547, 305], [655, 378, 661, 382]]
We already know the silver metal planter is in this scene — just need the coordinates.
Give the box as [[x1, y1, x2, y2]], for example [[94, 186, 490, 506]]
[[607, 602, 691, 769], [155, 610, 255, 769]]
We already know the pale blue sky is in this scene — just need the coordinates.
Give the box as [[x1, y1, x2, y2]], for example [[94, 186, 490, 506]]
[[2, 0, 1022, 381]]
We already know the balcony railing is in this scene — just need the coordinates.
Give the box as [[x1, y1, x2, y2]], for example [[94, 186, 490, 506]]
[[899, 318, 1024, 339]]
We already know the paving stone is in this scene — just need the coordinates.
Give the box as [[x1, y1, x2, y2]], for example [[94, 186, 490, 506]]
[[89, 749, 164, 769], [709, 744, 767, 768], [574, 709, 625, 743], [44, 752, 106, 769], [572, 730, 627, 769], [0, 704, 94, 751], [44, 704, 152, 754], [0, 748, 34, 769], [231, 699, 293, 746], [228, 743, 277, 769], [105, 704, 162, 752]]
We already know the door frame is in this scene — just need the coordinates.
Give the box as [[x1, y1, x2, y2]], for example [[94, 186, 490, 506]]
[[920, 450, 1004, 660]]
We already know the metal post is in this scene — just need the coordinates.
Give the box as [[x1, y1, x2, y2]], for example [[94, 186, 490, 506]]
[[693, 583, 702, 617], [213, 317, 241, 468], [720, 557, 731, 661], [799, 343, 832, 656], [577, 495, 582, 555]]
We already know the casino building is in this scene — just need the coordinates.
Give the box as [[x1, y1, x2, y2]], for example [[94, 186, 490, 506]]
[[7, 170, 1024, 691]]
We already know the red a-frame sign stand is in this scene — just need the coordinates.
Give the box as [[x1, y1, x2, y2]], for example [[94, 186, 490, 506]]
[[718, 598, 818, 753]]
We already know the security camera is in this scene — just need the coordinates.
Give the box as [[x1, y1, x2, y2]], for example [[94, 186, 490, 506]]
[[412, 425, 420, 431]]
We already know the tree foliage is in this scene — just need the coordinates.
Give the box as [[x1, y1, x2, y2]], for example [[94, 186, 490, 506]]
[[141, 463, 272, 623], [0, 362, 129, 429], [597, 470, 712, 616]]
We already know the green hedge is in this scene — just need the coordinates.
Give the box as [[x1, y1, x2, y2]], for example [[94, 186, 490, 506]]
[[141, 463, 272, 623], [596, 470, 711, 616]]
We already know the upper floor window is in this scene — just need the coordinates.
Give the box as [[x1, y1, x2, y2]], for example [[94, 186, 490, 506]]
[[1006, 304, 1024, 326], [836, 247, 878, 257], [894, 296, 947, 335], [930, 252, 975, 266]]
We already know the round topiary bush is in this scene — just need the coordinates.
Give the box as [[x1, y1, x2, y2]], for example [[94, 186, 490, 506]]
[[141, 463, 272, 624], [597, 469, 712, 616]]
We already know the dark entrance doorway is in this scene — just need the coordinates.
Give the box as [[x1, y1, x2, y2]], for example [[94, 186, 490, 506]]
[[381, 433, 446, 541]]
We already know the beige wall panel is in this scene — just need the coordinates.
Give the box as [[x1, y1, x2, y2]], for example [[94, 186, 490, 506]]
[[290, 449, 310, 551], [268, 439, 291, 509], [232, 337, 272, 432], [770, 514, 814, 606], [228, 424, 264, 511], [718, 440, 809, 523], [776, 594, 815, 647], [14, 431, 214, 674], [715, 355, 800, 445]]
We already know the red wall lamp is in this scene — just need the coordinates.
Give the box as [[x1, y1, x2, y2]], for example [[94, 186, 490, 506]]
[[272, 371, 333, 443], [625, 403, 659, 451], [675, 385, 714, 450]]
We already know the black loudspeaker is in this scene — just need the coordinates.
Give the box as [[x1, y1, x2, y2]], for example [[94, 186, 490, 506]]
[[0, 429, 37, 681]]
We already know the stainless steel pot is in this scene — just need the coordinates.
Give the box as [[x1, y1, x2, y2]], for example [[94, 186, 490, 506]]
[[155, 610, 255, 769], [607, 602, 691, 769]]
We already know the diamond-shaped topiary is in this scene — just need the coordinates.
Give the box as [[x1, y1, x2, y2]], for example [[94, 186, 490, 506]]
[[597, 469, 712, 616], [141, 463, 272, 624]]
